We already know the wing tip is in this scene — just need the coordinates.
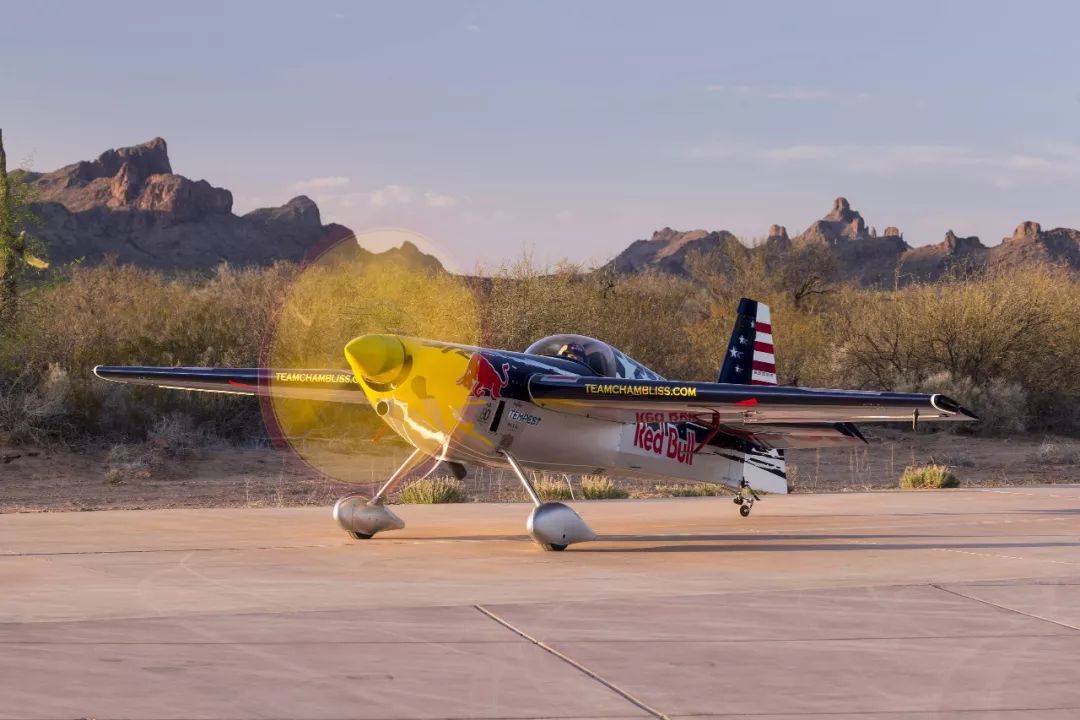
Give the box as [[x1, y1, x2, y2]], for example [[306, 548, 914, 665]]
[[931, 393, 980, 421]]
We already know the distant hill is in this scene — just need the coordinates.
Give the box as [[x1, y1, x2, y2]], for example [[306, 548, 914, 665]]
[[23, 139, 1077, 285], [21, 137, 443, 273], [605, 196, 1080, 286]]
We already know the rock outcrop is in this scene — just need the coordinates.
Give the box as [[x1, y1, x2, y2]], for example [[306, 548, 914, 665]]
[[23, 138, 442, 273], [898, 230, 989, 282], [991, 221, 1080, 270], [602, 226, 742, 274], [791, 198, 909, 285], [604, 197, 1080, 286]]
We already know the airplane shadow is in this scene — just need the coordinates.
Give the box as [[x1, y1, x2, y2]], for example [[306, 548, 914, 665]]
[[393, 533, 1080, 554], [575, 538, 1080, 554]]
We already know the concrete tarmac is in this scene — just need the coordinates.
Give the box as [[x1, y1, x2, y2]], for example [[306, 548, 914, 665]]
[[2, 488, 1080, 719]]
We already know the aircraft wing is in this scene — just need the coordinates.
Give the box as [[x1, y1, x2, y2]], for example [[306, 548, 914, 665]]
[[528, 376, 977, 426], [93, 366, 367, 405]]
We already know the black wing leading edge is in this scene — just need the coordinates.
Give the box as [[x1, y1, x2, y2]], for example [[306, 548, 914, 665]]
[[93, 366, 368, 405], [528, 375, 977, 426]]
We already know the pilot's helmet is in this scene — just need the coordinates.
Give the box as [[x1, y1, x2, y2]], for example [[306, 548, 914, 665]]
[[557, 342, 588, 366]]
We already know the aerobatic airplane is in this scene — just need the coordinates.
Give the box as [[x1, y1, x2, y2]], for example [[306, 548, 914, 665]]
[[95, 298, 977, 550]]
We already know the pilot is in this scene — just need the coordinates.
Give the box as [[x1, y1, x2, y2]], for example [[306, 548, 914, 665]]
[[557, 342, 589, 368]]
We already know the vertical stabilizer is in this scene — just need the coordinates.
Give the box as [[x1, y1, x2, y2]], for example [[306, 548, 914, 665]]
[[718, 298, 788, 494], [718, 297, 777, 385]]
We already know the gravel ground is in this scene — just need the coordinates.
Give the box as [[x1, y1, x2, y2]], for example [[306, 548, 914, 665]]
[[2, 430, 1079, 512]]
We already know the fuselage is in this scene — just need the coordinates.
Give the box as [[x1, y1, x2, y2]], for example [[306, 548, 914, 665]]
[[344, 334, 772, 490]]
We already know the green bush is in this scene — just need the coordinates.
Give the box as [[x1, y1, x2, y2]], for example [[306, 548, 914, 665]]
[[899, 464, 960, 489], [580, 476, 629, 499], [397, 477, 469, 504]]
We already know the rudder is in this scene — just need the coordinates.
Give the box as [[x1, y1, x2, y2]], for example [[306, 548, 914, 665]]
[[718, 297, 788, 494], [718, 297, 777, 386]]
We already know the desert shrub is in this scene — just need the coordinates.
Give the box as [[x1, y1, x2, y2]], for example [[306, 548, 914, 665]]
[[5, 248, 1080, 449], [148, 413, 218, 457], [0, 363, 75, 443], [654, 483, 727, 497], [397, 477, 469, 504], [837, 265, 1080, 433], [104, 442, 165, 483], [2, 262, 291, 441], [897, 371, 1027, 436], [1032, 438, 1080, 465], [533, 475, 574, 501], [899, 463, 960, 489], [580, 475, 629, 499]]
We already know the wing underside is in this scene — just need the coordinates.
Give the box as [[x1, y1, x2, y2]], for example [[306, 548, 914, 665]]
[[93, 366, 368, 405]]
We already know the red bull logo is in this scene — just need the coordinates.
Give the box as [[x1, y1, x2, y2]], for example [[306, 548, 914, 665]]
[[457, 354, 510, 400], [632, 423, 697, 465]]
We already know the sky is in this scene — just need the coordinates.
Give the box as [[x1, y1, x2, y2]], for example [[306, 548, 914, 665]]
[[4, 1, 1080, 272]]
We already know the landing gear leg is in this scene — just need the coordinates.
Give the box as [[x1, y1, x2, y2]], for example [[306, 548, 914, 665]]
[[502, 451, 596, 551], [734, 479, 759, 518], [333, 448, 432, 539]]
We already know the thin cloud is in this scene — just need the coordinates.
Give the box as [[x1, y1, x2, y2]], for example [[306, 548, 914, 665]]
[[290, 176, 350, 192], [765, 87, 829, 101], [705, 84, 832, 101], [705, 84, 751, 94], [370, 184, 413, 207], [424, 191, 458, 208], [467, 24, 480, 32], [686, 139, 1080, 186]]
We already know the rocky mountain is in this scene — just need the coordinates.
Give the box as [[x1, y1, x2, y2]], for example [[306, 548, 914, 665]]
[[601, 227, 743, 274], [897, 230, 988, 282], [21, 138, 443, 273], [22, 139, 1077, 286], [606, 197, 1080, 286]]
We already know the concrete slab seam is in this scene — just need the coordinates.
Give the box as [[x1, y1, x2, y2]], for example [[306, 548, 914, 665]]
[[474, 604, 669, 720], [930, 583, 1080, 633]]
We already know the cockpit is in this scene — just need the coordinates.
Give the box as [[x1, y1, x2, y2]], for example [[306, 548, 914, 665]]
[[524, 334, 662, 380]]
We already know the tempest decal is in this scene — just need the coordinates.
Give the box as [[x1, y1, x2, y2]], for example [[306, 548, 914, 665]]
[[274, 372, 358, 384], [508, 409, 541, 426], [586, 383, 697, 398], [632, 423, 696, 465]]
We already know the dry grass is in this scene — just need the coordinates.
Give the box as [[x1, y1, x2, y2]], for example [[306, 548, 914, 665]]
[[3, 257, 1080, 451], [654, 483, 728, 497], [899, 463, 960, 489], [534, 475, 575, 501], [580, 475, 629, 500], [1033, 438, 1080, 465], [397, 477, 469, 504]]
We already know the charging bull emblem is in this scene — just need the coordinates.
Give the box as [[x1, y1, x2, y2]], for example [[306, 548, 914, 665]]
[[457, 354, 510, 399]]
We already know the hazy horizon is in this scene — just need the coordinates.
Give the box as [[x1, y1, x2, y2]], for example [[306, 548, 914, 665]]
[[5, 1, 1079, 272]]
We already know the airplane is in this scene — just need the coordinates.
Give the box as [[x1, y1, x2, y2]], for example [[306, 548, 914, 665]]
[[94, 297, 977, 550]]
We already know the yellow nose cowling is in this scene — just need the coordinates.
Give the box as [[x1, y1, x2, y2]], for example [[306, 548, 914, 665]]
[[344, 334, 407, 385]]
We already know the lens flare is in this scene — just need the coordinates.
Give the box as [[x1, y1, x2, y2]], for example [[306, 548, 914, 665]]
[[260, 228, 480, 486]]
